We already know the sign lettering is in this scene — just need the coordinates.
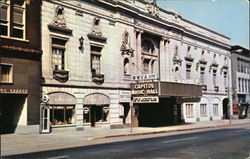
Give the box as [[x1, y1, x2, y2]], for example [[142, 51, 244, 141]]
[[133, 97, 159, 103], [131, 82, 158, 97], [132, 73, 158, 81], [0, 88, 28, 94]]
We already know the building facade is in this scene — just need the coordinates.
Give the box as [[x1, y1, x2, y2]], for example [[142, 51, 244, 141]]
[[0, 0, 42, 134], [40, 0, 231, 132], [231, 45, 250, 119]]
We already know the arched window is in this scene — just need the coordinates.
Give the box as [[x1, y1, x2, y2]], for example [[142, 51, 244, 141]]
[[124, 58, 130, 75]]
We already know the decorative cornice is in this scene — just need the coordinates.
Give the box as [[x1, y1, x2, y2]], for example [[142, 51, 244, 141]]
[[184, 55, 194, 62], [87, 33, 107, 43], [48, 24, 72, 35]]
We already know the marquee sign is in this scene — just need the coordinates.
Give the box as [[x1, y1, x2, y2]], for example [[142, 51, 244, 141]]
[[131, 82, 158, 97], [132, 73, 158, 81], [133, 96, 159, 103]]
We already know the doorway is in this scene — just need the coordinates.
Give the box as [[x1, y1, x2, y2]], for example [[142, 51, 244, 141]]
[[223, 98, 229, 119], [0, 94, 26, 134], [90, 106, 109, 127]]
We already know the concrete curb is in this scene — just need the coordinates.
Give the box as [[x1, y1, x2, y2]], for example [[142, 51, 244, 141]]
[[88, 121, 250, 140]]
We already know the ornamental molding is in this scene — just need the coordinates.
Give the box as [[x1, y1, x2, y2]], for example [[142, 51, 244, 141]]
[[146, 1, 159, 17], [120, 31, 134, 55], [48, 5, 72, 34]]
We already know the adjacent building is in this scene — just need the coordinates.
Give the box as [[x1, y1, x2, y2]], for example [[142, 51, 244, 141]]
[[231, 45, 250, 119], [0, 0, 42, 134], [40, 0, 231, 132]]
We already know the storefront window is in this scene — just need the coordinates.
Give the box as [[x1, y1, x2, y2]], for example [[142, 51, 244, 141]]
[[83, 106, 109, 125], [50, 105, 75, 125]]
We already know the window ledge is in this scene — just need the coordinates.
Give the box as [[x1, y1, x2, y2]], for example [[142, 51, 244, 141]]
[[186, 116, 194, 118], [0, 81, 13, 84], [51, 124, 76, 128], [0, 35, 29, 42]]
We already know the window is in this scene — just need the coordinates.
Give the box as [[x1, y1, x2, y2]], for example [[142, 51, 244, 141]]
[[224, 73, 227, 87], [91, 45, 102, 74], [213, 104, 219, 116], [213, 70, 217, 86], [248, 79, 250, 93], [200, 104, 207, 117], [245, 79, 248, 93], [52, 38, 67, 70], [175, 46, 179, 56], [141, 39, 157, 74], [238, 78, 241, 92], [124, 58, 130, 76], [50, 106, 75, 125], [237, 59, 240, 72], [186, 64, 191, 80], [200, 67, 205, 85], [142, 40, 154, 54], [0, 0, 25, 38], [143, 59, 150, 74], [0, 64, 13, 83], [83, 106, 109, 125], [186, 104, 193, 117], [242, 78, 245, 92]]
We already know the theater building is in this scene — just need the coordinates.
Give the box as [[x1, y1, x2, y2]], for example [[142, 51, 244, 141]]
[[40, 0, 231, 132], [0, 0, 42, 134]]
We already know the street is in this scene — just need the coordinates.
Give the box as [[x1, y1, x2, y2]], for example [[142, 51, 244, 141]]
[[2, 124, 250, 159]]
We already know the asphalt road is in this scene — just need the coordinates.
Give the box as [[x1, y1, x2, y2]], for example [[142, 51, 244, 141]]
[[3, 124, 250, 159]]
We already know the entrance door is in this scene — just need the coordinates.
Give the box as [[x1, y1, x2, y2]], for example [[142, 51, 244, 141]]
[[223, 98, 229, 119], [40, 104, 50, 133], [90, 106, 103, 127]]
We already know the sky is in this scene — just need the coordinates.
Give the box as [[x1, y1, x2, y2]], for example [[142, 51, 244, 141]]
[[156, 0, 249, 49]]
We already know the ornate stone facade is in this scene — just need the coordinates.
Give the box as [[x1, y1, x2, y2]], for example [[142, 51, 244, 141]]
[[41, 0, 231, 131]]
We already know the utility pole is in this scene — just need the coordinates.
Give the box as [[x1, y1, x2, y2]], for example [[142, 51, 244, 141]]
[[228, 58, 232, 124]]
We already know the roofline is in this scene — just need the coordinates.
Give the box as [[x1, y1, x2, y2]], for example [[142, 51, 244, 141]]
[[182, 18, 230, 39]]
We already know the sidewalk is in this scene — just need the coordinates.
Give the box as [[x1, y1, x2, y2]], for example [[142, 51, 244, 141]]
[[1, 119, 250, 156]]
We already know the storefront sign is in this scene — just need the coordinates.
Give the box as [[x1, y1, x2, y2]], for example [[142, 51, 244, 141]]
[[119, 91, 131, 103], [131, 82, 158, 97], [133, 96, 159, 103], [132, 73, 158, 81], [0, 88, 28, 94], [233, 104, 238, 114]]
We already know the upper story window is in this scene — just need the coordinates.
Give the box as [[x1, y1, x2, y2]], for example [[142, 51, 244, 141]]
[[52, 38, 67, 71], [142, 40, 154, 54], [0, 63, 13, 83], [200, 67, 205, 85], [0, 0, 26, 39], [141, 39, 157, 74], [124, 58, 130, 76], [91, 45, 102, 75], [186, 64, 191, 80], [143, 59, 150, 74], [238, 78, 241, 92], [213, 69, 217, 86]]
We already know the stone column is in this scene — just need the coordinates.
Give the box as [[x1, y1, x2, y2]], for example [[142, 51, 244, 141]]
[[74, 93, 84, 131], [159, 37, 167, 81], [135, 29, 143, 74]]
